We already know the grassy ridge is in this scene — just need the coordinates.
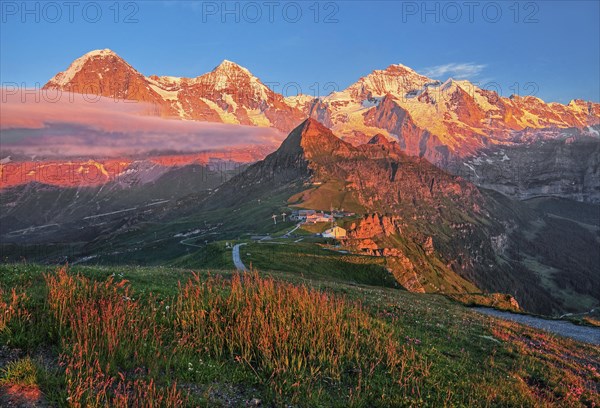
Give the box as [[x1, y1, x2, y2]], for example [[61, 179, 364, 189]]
[[0, 263, 599, 407]]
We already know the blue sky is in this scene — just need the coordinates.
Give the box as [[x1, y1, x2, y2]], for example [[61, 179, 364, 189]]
[[1, 0, 598, 102]]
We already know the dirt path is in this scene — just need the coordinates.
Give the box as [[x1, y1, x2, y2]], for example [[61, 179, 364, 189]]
[[283, 223, 301, 237], [474, 308, 600, 345], [232, 243, 248, 271]]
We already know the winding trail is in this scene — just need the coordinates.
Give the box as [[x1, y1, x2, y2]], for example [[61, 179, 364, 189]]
[[179, 232, 219, 248], [474, 308, 600, 345], [283, 223, 302, 238], [232, 243, 248, 271], [231, 223, 303, 270]]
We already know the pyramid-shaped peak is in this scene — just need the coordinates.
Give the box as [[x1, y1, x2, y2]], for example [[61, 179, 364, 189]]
[[274, 118, 354, 160], [300, 117, 334, 136], [367, 133, 394, 146], [213, 59, 252, 75]]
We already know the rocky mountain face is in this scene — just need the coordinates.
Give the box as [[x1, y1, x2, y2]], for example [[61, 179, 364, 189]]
[[0, 147, 268, 190], [44, 49, 161, 111], [43, 50, 600, 201], [295, 69, 600, 202], [5, 117, 597, 314], [454, 128, 600, 203], [0, 145, 264, 243], [209, 119, 600, 314], [305, 69, 599, 156]]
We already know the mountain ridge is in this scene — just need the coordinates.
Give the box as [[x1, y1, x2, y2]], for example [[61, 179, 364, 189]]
[[36, 49, 600, 202], [44, 49, 600, 147], [201, 118, 600, 314]]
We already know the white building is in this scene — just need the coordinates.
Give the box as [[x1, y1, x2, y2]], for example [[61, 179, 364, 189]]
[[322, 226, 347, 239]]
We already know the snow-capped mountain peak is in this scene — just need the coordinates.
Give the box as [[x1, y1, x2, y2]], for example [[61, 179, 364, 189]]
[[384, 63, 423, 75], [212, 59, 253, 76], [344, 63, 433, 100], [86, 48, 118, 57], [47, 48, 128, 87]]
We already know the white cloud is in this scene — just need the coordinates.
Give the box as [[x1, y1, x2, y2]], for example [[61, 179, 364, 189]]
[[422, 63, 487, 80], [0, 90, 285, 158]]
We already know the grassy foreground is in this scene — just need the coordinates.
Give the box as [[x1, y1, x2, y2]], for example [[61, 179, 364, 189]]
[[0, 263, 598, 407]]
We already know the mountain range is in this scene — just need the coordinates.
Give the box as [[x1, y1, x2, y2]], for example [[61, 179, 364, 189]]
[[39, 49, 600, 201], [44, 50, 600, 153]]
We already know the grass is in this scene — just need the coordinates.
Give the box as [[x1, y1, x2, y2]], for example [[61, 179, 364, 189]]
[[445, 293, 521, 312], [3, 190, 298, 267], [288, 180, 366, 213], [170, 242, 234, 270], [173, 272, 422, 404], [0, 263, 598, 407], [44, 267, 185, 407], [241, 241, 400, 289], [298, 221, 331, 234]]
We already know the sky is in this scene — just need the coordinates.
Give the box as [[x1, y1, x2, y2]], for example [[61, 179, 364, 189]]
[[1, 0, 599, 103]]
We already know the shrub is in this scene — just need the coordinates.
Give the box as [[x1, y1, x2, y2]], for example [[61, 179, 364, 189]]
[[0, 356, 38, 387]]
